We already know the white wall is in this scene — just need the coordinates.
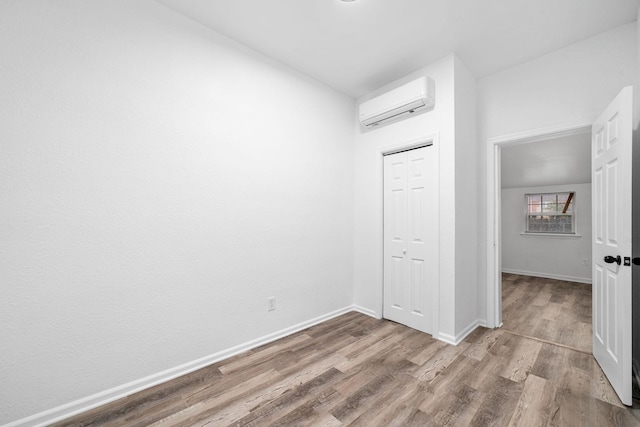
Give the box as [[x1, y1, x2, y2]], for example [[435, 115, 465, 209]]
[[501, 183, 592, 283], [479, 22, 638, 139], [353, 55, 454, 336], [478, 22, 638, 324], [353, 54, 480, 343], [453, 56, 479, 335], [0, 1, 354, 424]]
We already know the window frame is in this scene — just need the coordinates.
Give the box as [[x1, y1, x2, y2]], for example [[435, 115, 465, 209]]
[[523, 191, 577, 236]]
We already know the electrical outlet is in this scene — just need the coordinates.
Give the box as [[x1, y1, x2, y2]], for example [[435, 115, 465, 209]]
[[582, 258, 589, 266], [268, 297, 276, 312]]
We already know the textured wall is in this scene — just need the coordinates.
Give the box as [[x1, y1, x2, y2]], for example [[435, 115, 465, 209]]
[[453, 55, 479, 335], [0, 1, 354, 423]]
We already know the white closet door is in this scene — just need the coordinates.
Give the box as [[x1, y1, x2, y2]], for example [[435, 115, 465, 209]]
[[383, 146, 435, 334]]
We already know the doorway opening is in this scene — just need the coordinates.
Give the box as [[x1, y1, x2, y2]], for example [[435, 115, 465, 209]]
[[485, 121, 593, 329], [499, 130, 592, 353], [488, 87, 634, 406]]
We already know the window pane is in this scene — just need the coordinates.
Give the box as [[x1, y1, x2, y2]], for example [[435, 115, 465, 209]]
[[542, 202, 556, 212], [526, 195, 541, 213], [528, 201, 541, 213], [525, 192, 575, 234], [527, 214, 573, 233]]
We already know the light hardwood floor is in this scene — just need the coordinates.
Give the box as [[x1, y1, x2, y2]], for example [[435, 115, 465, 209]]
[[501, 273, 592, 353], [56, 280, 640, 426]]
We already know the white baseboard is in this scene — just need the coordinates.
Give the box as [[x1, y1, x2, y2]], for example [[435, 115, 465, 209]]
[[352, 305, 380, 319], [437, 332, 457, 345], [5, 305, 357, 427], [502, 268, 591, 284], [476, 319, 489, 329], [437, 319, 484, 346]]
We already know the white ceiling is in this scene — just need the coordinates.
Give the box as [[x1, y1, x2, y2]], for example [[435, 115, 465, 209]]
[[501, 133, 592, 189], [156, 0, 640, 97]]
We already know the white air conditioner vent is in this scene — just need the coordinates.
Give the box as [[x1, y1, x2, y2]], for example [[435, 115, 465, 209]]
[[359, 76, 434, 129]]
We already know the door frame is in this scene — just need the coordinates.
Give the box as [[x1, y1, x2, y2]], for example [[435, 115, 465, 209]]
[[378, 133, 440, 336], [485, 118, 596, 328]]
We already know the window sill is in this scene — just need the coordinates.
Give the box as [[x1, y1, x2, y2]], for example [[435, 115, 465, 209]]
[[520, 232, 582, 239]]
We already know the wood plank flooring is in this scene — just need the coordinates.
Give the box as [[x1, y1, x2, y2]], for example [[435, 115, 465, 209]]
[[55, 278, 640, 426], [501, 273, 592, 353]]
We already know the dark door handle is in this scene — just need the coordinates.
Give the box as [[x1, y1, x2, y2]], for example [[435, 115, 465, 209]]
[[604, 255, 621, 265], [633, 258, 640, 266]]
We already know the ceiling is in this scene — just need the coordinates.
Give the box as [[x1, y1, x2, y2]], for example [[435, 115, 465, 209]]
[[501, 133, 591, 189], [156, 0, 639, 97]]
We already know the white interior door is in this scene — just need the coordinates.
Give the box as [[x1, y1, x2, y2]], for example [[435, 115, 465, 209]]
[[383, 146, 435, 334], [592, 86, 633, 406]]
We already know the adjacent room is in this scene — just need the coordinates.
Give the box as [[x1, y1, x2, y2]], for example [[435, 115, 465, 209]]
[[500, 133, 593, 353], [2, 0, 640, 425]]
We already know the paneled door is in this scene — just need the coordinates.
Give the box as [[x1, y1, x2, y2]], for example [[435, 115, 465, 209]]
[[383, 146, 436, 334], [592, 86, 633, 406]]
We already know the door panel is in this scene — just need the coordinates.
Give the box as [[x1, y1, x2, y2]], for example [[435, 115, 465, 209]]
[[592, 86, 633, 406], [410, 259, 423, 315], [383, 146, 435, 334]]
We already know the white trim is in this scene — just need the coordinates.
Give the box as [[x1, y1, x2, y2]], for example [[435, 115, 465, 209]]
[[5, 306, 358, 427], [436, 319, 485, 346], [352, 305, 380, 319], [378, 133, 440, 338], [502, 269, 592, 284], [487, 119, 596, 146], [380, 134, 435, 155], [486, 120, 593, 329], [436, 332, 458, 345], [519, 232, 582, 238]]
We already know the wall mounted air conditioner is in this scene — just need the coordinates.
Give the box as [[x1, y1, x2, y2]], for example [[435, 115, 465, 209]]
[[359, 76, 435, 129]]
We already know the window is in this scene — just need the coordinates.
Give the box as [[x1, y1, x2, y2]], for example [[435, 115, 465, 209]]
[[525, 192, 575, 234]]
